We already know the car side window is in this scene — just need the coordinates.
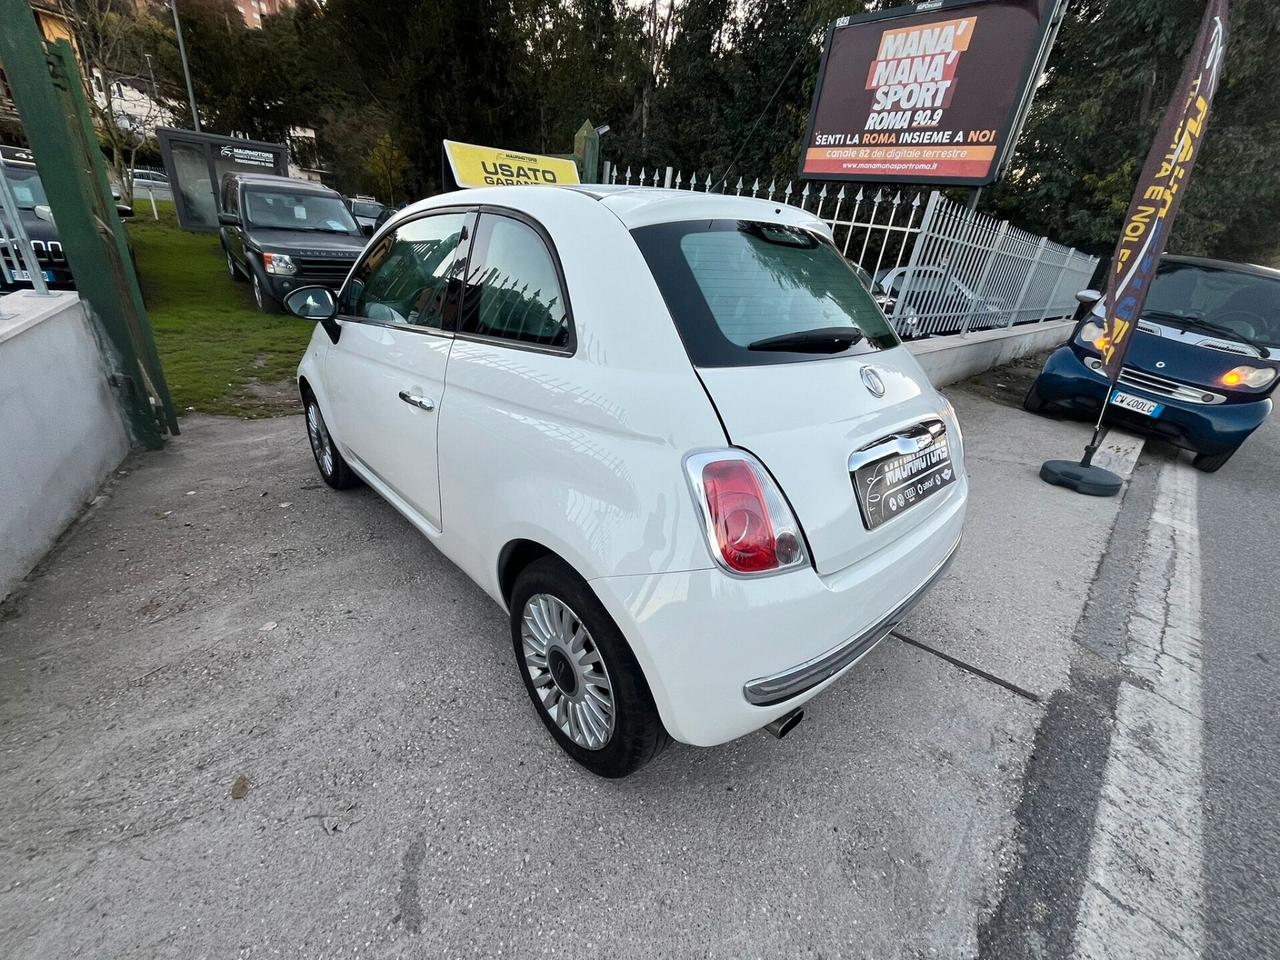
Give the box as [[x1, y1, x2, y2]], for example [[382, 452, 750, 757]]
[[458, 214, 571, 349], [343, 212, 467, 329]]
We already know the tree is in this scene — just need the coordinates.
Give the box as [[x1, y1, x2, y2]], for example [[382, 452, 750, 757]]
[[988, 0, 1280, 263], [366, 133, 409, 204], [53, 0, 172, 202]]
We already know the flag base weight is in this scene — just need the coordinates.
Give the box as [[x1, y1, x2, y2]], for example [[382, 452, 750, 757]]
[[1040, 459, 1123, 497]]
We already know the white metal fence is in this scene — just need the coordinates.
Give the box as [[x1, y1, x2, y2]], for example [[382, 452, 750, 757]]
[[601, 162, 1098, 339]]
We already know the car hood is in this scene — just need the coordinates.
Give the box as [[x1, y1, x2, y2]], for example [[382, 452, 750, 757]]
[[249, 228, 365, 254], [1087, 304, 1275, 362], [0, 209, 58, 243]]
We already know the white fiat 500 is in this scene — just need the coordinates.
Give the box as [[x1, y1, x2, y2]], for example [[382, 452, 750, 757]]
[[285, 185, 967, 777]]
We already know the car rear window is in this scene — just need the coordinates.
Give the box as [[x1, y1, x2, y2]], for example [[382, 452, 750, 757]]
[[632, 219, 898, 366]]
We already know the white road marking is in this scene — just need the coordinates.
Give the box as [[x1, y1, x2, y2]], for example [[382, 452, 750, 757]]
[[1089, 429, 1146, 481], [1073, 459, 1205, 959]]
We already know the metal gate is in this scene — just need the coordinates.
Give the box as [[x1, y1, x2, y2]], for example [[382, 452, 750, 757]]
[[0, 1, 177, 448]]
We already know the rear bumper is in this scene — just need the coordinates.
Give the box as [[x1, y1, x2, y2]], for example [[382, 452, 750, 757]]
[[743, 540, 958, 706], [589, 480, 966, 747], [1035, 346, 1273, 455]]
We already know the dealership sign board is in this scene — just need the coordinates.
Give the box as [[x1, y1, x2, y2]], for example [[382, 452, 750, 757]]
[[800, 0, 1059, 186], [443, 140, 580, 189], [156, 128, 288, 231]]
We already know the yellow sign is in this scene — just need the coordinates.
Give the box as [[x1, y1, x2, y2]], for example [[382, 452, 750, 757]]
[[443, 140, 580, 189]]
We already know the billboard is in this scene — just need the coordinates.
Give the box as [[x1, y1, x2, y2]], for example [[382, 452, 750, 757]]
[[156, 128, 289, 231], [799, 0, 1059, 186]]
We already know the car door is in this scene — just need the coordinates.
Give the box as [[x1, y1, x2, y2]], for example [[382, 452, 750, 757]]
[[324, 209, 473, 532], [225, 181, 248, 269]]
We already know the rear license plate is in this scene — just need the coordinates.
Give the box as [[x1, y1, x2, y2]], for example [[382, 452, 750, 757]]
[[852, 435, 957, 530], [1109, 390, 1163, 417]]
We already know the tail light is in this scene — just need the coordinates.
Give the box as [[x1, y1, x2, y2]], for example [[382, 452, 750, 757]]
[[685, 451, 808, 575]]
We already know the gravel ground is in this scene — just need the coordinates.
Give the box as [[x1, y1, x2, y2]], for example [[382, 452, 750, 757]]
[[0, 381, 1127, 959]]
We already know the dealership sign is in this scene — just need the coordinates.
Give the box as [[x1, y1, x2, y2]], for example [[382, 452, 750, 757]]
[[800, 0, 1060, 185], [442, 140, 580, 189]]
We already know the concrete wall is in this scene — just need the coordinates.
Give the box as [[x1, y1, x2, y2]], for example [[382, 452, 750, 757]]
[[908, 319, 1073, 388], [0, 291, 130, 601]]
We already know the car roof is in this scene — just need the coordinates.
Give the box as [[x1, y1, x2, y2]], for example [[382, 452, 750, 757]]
[[1163, 254, 1280, 281], [227, 172, 338, 195], [396, 183, 831, 235]]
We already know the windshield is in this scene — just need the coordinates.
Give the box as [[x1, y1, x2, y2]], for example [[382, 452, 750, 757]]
[[3, 164, 48, 210], [1145, 259, 1280, 349], [243, 190, 359, 233], [632, 219, 898, 366], [350, 201, 383, 218]]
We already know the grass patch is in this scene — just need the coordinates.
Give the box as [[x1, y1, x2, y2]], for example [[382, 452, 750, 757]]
[[129, 200, 312, 417]]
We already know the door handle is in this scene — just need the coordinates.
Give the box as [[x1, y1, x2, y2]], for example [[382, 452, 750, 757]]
[[398, 390, 435, 412]]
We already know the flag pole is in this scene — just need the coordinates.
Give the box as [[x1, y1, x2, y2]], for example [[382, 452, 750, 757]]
[[1041, 0, 1230, 498]]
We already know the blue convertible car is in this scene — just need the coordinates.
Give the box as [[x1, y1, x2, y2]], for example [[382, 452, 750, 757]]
[[1026, 255, 1280, 473]]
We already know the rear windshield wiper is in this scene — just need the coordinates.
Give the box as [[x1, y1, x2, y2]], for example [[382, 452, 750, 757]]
[[748, 327, 865, 353], [1146, 310, 1271, 358]]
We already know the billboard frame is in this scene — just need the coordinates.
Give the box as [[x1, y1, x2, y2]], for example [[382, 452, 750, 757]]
[[156, 128, 289, 231], [798, 0, 1064, 188]]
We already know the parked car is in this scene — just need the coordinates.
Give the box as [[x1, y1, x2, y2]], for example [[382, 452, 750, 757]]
[[345, 195, 387, 236], [874, 265, 1003, 337], [1, 145, 134, 290], [1025, 255, 1280, 472], [281, 185, 968, 777], [218, 172, 366, 313], [1, 146, 74, 291]]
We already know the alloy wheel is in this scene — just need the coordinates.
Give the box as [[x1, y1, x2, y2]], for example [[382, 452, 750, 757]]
[[521, 593, 616, 750], [306, 401, 335, 477], [253, 273, 264, 309]]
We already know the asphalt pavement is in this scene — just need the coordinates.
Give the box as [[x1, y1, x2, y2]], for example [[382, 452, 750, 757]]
[[0, 364, 1274, 959], [1196, 413, 1280, 958]]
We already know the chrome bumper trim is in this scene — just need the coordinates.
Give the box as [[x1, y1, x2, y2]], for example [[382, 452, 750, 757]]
[[742, 537, 962, 707]]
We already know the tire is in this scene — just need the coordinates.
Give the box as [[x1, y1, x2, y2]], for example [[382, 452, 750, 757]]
[[252, 269, 280, 314], [304, 394, 358, 489], [510, 556, 670, 778], [226, 249, 245, 281], [1023, 380, 1049, 414], [1192, 446, 1237, 473]]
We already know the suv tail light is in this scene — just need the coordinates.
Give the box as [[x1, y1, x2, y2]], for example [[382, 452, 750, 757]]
[[685, 451, 808, 575]]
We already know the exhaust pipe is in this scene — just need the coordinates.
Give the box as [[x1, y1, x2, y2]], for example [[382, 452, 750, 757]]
[[764, 708, 804, 740]]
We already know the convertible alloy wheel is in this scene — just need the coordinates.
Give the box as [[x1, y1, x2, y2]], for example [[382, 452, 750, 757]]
[[521, 593, 616, 750]]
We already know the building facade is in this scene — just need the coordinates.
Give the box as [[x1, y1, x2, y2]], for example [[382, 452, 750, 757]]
[[231, 0, 294, 29]]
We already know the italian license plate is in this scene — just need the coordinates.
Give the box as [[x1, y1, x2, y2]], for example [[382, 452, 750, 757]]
[[852, 434, 957, 531], [5, 269, 52, 283], [1109, 390, 1163, 417]]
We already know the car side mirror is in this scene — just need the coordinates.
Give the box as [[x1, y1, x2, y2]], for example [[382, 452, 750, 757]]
[[116, 203, 134, 219], [284, 284, 338, 321], [218, 212, 241, 227], [1076, 289, 1103, 305], [33, 204, 54, 223], [361, 223, 374, 237]]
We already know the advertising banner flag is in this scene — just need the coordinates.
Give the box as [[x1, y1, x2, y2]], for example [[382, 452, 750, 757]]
[[1098, 0, 1230, 380], [799, 0, 1059, 186], [443, 140, 580, 189]]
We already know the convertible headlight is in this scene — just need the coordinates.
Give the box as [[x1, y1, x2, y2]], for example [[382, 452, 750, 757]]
[[1077, 321, 1109, 350], [1221, 365, 1277, 389], [262, 252, 296, 276]]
